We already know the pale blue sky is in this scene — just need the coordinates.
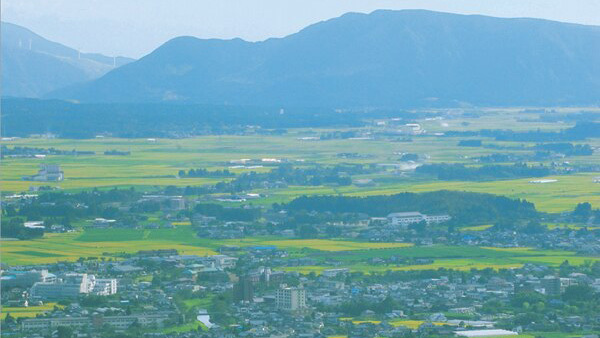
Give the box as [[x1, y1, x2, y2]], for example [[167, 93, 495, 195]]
[[2, 0, 599, 58]]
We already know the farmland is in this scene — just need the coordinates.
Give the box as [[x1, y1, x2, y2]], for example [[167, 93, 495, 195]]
[[0, 303, 63, 320], [2, 112, 600, 213], [2, 225, 597, 273], [2, 110, 600, 272]]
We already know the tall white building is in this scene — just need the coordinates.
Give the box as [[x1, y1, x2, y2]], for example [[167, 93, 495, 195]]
[[276, 286, 306, 311], [31, 273, 117, 300]]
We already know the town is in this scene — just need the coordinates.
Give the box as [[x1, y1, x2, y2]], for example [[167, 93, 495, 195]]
[[2, 182, 600, 338]]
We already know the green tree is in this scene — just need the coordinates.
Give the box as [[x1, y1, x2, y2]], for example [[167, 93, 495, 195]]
[[57, 326, 73, 338], [563, 285, 595, 302]]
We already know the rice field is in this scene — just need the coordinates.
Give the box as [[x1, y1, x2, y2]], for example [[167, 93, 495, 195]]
[[339, 318, 448, 329], [2, 134, 598, 212], [2, 221, 597, 269], [221, 238, 413, 251], [0, 227, 412, 266], [0, 303, 62, 320], [0, 228, 218, 266], [278, 245, 598, 275]]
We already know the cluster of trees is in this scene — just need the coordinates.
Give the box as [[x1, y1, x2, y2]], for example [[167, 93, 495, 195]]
[[0, 217, 44, 239], [0, 145, 94, 158], [1, 99, 385, 138], [319, 130, 360, 140], [178, 168, 235, 178], [103, 149, 131, 156], [458, 139, 482, 147], [199, 164, 372, 193], [399, 153, 419, 161], [534, 143, 594, 156], [2, 188, 142, 228], [284, 191, 538, 225], [476, 153, 524, 163], [447, 121, 600, 142], [571, 202, 600, 224], [415, 163, 550, 181]]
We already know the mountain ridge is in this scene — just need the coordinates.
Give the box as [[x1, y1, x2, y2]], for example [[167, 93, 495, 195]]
[[1, 22, 135, 98], [48, 10, 600, 107]]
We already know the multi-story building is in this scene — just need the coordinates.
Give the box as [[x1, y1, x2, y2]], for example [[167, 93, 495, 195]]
[[541, 276, 561, 295], [540, 276, 575, 296], [21, 313, 171, 332], [276, 286, 306, 311], [93, 278, 118, 295], [233, 277, 254, 303], [1, 270, 56, 288], [387, 212, 451, 228], [30, 273, 117, 300]]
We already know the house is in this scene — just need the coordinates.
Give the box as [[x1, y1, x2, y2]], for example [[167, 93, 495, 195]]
[[22, 164, 64, 181], [91, 218, 116, 228]]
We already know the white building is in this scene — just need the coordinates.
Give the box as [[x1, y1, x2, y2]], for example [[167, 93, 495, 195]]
[[92, 218, 116, 228], [22, 164, 64, 181], [93, 279, 118, 295], [31, 273, 117, 300], [276, 286, 306, 311], [1, 270, 56, 288], [387, 212, 451, 228], [322, 268, 350, 278], [210, 255, 238, 270], [455, 329, 518, 337]]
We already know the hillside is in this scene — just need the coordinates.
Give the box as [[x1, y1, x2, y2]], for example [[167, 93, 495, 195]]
[[50, 10, 600, 107], [1, 22, 134, 98]]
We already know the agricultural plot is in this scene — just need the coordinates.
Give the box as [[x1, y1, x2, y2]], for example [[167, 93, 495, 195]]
[[2, 131, 598, 211], [220, 238, 413, 251], [0, 303, 62, 320], [0, 227, 412, 266], [2, 222, 597, 269], [0, 227, 218, 266], [278, 245, 597, 275]]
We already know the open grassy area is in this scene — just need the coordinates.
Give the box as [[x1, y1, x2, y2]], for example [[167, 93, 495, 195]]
[[2, 132, 598, 212], [340, 318, 448, 329], [459, 224, 493, 231], [278, 245, 598, 275], [163, 321, 206, 334], [0, 226, 218, 266], [2, 222, 597, 269], [0, 226, 412, 266], [219, 238, 413, 251], [0, 303, 62, 320]]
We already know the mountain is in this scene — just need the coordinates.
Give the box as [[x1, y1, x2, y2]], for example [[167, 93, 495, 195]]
[[1, 22, 134, 98], [50, 10, 600, 107]]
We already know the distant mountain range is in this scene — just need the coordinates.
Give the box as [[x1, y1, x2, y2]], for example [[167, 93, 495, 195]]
[[6, 10, 600, 107], [1, 22, 134, 98]]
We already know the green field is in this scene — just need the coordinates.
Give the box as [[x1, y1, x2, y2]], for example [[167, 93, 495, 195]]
[[2, 131, 599, 212], [0, 226, 219, 266], [5, 225, 595, 273], [2, 111, 599, 271], [0, 303, 63, 320]]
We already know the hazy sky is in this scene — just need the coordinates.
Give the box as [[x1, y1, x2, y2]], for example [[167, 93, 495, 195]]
[[2, 0, 599, 58]]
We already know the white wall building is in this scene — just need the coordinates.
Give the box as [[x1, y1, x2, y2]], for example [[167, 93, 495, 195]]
[[276, 286, 306, 311], [31, 273, 117, 300], [387, 212, 451, 227]]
